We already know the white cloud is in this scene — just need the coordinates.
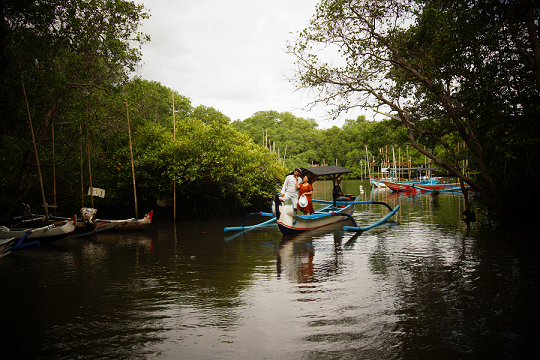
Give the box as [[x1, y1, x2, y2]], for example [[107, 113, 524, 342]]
[[136, 0, 368, 127]]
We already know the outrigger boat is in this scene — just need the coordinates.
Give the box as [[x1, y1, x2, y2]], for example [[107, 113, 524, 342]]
[[225, 166, 400, 235], [272, 195, 399, 234], [0, 215, 77, 252]]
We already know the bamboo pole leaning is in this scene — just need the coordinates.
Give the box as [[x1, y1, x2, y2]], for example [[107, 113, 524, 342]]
[[22, 79, 49, 222], [125, 99, 138, 220]]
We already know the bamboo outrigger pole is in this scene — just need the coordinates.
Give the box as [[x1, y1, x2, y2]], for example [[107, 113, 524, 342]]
[[22, 80, 49, 221], [125, 99, 138, 219]]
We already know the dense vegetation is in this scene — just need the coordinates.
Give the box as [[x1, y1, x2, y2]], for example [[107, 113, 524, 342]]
[[231, 110, 431, 179], [1, 0, 538, 223], [288, 0, 540, 222], [0, 1, 285, 220]]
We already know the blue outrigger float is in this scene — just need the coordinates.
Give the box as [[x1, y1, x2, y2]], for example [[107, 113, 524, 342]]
[[225, 166, 399, 235]]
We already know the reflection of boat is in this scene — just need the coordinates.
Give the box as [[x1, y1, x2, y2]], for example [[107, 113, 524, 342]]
[[0, 216, 77, 251], [277, 223, 350, 282], [87, 231, 154, 250], [386, 191, 421, 199]]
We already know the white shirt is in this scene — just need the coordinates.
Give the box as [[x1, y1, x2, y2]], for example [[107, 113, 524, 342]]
[[281, 174, 301, 195]]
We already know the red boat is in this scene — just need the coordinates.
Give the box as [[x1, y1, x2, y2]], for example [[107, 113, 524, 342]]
[[380, 180, 416, 192], [380, 180, 467, 192]]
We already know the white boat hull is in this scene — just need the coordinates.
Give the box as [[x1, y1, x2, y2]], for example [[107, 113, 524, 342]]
[[94, 210, 153, 231], [0, 216, 77, 243], [272, 201, 356, 235]]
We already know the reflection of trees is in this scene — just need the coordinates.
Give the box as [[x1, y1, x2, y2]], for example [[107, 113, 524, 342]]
[[364, 222, 539, 358]]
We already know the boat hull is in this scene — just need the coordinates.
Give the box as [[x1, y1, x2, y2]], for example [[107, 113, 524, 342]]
[[380, 180, 416, 192], [381, 180, 464, 192], [272, 202, 356, 235], [94, 210, 153, 231], [0, 216, 77, 244]]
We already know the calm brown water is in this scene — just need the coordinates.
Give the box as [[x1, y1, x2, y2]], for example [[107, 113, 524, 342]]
[[1, 180, 539, 359]]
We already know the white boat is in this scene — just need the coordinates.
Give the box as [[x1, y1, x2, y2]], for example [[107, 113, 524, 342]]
[[93, 210, 153, 231], [0, 216, 77, 251], [370, 177, 388, 188], [272, 196, 400, 235], [272, 196, 358, 234]]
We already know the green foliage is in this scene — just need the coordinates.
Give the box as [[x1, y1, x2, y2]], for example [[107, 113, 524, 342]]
[[0, 1, 287, 220], [191, 105, 230, 125], [287, 0, 540, 220], [100, 120, 286, 218], [232, 111, 434, 179]]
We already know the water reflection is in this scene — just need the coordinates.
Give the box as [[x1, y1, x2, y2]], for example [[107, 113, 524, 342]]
[[277, 223, 354, 283], [1, 181, 538, 359]]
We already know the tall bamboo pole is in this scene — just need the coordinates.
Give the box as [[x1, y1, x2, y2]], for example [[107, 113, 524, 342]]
[[86, 130, 94, 209], [86, 129, 94, 209], [398, 146, 401, 178], [392, 147, 396, 181], [126, 99, 138, 219], [52, 121, 57, 215], [80, 126, 84, 208], [22, 79, 48, 221], [172, 93, 176, 221], [365, 146, 371, 179]]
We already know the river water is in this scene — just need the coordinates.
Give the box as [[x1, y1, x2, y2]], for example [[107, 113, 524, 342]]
[[1, 180, 539, 359]]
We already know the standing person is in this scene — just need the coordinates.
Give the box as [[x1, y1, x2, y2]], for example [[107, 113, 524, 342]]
[[332, 177, 346, 207], [279, 168, 303, 210], [297, 175, 314, 215]]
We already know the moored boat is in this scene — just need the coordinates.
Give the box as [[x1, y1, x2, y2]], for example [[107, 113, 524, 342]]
[[380, 180, 417, 192], [0, 216, 77, 251], [225, 166, 400, 235], [93, 210, 153, 231], [272, 195, 358, 234], [381, 179, 466, 192]]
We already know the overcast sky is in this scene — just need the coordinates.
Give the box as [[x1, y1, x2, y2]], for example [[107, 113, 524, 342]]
[[136, 0, 368, 128]]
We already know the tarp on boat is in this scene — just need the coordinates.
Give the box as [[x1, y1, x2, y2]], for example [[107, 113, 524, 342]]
[[300, 166, 351, 176], [300, 166, 351, 182]]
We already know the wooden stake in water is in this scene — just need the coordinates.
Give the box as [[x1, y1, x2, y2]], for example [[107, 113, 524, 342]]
[[125, 99, 138, 220]]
